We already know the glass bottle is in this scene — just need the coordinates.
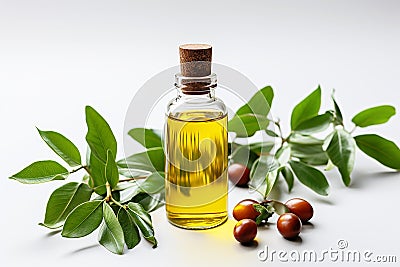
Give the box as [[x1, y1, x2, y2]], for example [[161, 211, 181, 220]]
[[164, 44, 228, 229]]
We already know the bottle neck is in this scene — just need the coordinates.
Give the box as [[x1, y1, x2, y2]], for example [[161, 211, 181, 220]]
[[176, 88, 215, 100], [175, 73, 217, 96]]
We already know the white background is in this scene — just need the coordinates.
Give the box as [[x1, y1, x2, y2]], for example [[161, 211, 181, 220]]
[[1, 0, 399, 266]]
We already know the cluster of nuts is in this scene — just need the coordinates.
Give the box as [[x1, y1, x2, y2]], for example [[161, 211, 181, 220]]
[[228, 162, 314, 244], [232, 198, 314, 244]]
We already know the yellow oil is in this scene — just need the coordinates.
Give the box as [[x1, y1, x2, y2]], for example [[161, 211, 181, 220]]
[[165, 110, 228, 229]]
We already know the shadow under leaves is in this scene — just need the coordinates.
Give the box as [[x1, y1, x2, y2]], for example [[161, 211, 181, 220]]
[[350, 170, 399, 189], [66, 244, 100, 255]]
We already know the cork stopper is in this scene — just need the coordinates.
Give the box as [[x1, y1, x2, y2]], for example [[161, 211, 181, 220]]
[[179, 44, 212, 77]]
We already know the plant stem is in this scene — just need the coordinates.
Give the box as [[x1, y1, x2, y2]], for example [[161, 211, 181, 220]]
[[83, 165, 92, 176], [349, 125, 357, 134], [105, 182, 112, 202], [274, 120, 286, 145], [111, 197, 126, 209], [70, 165, 86, 174]]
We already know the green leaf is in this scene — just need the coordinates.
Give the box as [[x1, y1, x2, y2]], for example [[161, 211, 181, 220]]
[[289, 160, 329, 196], [118, 168, 151, 179], [249, 156, 279, 198], [129, 192, 165, 212], [37, 128, 81, 167], [62, 200, 103, 238], [88, 152, 107, 195], [111, 191, 120, 202], [40, 182, 93, 229], [289, 134, 325, 146], [9, 160, 69, 184], [275, 145, 291, 165], [117, 147, 165, 173], [275, 144, 291, 166], [331, 91, 343, 125], [230, 144, 259, 169], [98, 203, 125, 255], [291, 86, 321, 130], [105, 150, 119, 189], [127, 202, 157, 247], [236, 86, 274, 117], [119, 172, 165, 203], [326, 129, 356, 186], [289, 135, 329, 166], [290, 143, 327, 158], [352, 105, 396, 128], [325, 159, 336, 171], [118, 186, 140, 203], [297, 156, 329, 166], [293, 112, 333, 134], [280, 166, 294, 192], [248, 142, 275, 156], [137, 172, 165, 194], [117, 208, 140, 249], [269, 200, 290, 215], [354, 134, 400, 170], [228, 114, 269, 137], [135, 192, 165, 212], [128, 128, 163, 149], [85, 106, 117, 163], [82, 174, 90, 182], [253, 204, 274, 225], [265, 129, 279, 137]]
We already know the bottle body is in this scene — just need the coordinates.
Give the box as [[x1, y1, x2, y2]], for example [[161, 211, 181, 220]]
[[165, 74, 228, 229]]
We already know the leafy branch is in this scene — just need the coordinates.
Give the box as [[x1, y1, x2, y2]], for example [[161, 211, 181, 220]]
[[10, 106, 163, 254], [228, 86, 400, 198]]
